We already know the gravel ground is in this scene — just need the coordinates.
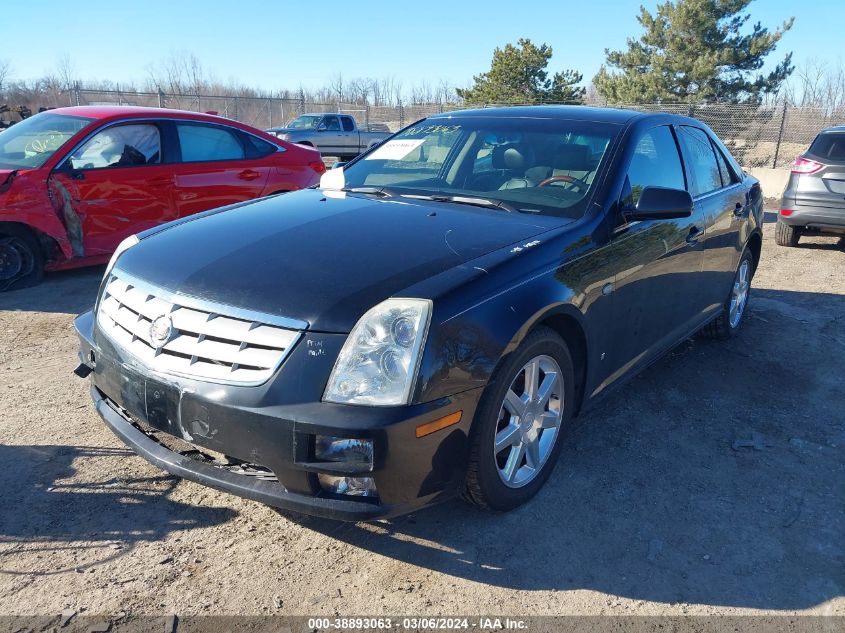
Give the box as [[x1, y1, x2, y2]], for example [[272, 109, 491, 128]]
[[0, 210, 843, 619]]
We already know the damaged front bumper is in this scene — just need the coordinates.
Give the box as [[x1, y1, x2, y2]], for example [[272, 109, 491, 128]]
[[74, 310, 480, 521]]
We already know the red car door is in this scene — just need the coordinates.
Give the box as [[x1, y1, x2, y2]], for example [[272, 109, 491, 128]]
[[170, 121, 270, 217], [50, 121, 175, 256]]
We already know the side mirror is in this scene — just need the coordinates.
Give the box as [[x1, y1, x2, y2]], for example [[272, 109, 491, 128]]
[[626, 186, 693, 221], [316, 123, 328, 132]]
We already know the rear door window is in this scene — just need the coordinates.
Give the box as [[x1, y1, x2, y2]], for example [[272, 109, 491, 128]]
[[176, 123, 245, 162], [341, 116, 355, 132], [678, 126, 722, 196]]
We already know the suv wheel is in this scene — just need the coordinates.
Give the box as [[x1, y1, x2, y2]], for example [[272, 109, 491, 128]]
[[463, 326, 575, 511], [775, 219, 801, 247], [0, 225, 44, 292], [701, 249, 754, 340]]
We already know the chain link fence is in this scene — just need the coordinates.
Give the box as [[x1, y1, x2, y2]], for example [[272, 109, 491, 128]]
[[3, 86, 844, 169]]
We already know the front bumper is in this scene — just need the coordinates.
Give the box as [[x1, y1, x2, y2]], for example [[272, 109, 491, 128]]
[[74, 310, 481, 520]]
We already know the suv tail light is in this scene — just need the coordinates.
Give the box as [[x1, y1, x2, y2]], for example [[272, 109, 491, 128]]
[[791, 156, 824, 174], [309, 161, 327, 174]]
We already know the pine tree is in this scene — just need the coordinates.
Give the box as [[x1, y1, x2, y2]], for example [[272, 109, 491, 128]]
[[457, 39, 585, 104], [594, 0, 794, 104]]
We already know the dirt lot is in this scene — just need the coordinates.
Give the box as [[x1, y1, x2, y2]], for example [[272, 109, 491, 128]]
[[0, 211, 842, 619]]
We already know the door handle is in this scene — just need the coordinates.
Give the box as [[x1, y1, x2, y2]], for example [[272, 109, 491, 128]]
[[148, 176, 173, 187], [686, 226, 705, 244], [238, 169, 261, 181]]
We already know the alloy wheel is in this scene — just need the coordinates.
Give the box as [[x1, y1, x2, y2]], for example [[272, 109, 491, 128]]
[[494, 354, 564, 488], [729, 259, 750, 328]]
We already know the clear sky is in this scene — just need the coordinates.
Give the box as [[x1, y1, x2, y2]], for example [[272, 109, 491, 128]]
[[0, 0, 838, 94]]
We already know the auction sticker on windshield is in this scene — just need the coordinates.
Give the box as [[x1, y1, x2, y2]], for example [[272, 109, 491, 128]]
[[365, 139, 425, 160]]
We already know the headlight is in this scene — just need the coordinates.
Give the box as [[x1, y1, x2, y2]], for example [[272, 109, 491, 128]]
[[278, 133, 290, 141], [324, 298, 432, 406], [103, 234, 139, 279]]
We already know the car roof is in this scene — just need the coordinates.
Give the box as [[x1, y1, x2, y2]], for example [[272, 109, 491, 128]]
[[46, 105, 238, 124], [428, 105, 647, 124], [819, 125, 845, 134]]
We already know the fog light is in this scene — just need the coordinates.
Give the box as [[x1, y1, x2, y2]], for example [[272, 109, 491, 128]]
[[317, 474, 377, 497], [315, 436, 373, 472]]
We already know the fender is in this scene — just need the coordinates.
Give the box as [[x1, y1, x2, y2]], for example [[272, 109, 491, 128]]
[[414, 231, 614, 405]]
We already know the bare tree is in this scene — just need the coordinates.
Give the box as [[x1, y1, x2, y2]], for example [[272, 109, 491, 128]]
[[55, 54, 77, 91], [0, 59, 11, 95], [783, 58, 845, 111]]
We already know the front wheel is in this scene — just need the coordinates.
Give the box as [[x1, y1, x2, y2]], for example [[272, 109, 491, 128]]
[[0, 225, 44, 292], [463, 327, 576, 511], [700, 248, 754, 340]]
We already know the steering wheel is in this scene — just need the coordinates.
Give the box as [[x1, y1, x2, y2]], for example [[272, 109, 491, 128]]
[[537, 174, 590, 192], [25, 132, 64, 154]]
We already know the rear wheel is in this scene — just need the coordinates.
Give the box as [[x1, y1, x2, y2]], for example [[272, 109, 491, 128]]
[[700, 248, 753, 340], [775, 220, 801, 247], [463, 327, 575, 511], [0, 225, 44, 292]]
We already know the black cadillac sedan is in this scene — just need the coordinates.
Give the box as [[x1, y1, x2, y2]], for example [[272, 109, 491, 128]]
[[74, 107, 764, 520]]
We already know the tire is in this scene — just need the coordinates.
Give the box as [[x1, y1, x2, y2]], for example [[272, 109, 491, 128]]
[[463, 326, 576, 511], [700, 248, 754, 340], [0, 224, 44, 292], [775, 219, 801, 247]]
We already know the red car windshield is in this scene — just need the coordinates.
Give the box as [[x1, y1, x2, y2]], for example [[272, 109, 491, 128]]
[[0, 112, 93, 170]]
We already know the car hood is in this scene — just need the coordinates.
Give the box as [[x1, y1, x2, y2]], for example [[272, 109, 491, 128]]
[[115, 189, 561, 332]]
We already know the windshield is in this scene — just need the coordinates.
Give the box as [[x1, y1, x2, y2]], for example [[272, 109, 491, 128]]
[[287, 115, 323, 130], [339, 115, 618, 218], [0, 112, 93, 170]]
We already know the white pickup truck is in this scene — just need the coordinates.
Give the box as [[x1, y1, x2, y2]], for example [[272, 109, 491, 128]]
[[266, 113, 391, 160]]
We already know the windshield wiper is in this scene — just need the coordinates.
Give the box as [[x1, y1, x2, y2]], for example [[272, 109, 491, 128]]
[[341, 186, 399, 197], [402, 194, 520, 213]]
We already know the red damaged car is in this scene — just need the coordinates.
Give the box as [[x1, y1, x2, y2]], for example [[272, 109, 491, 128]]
[[0, 106, 326, 290]]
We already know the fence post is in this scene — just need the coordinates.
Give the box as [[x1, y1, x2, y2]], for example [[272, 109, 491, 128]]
[[73, 82, 81, 106], [268, 98, 273, 127], [116, 84, 122, 106], [158, 90, 165, 108], [772, 103, 788, 169], [398, 100, 404, 129], [365, 104, 370, 129]]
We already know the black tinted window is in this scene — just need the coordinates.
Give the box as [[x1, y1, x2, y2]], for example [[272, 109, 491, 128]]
[[626, 126, 685, 204], [341, 116, 355, 132], [679, 126, 721, 196], [809, 132, 845, 161], [714, 143, 737, 186], [323, 116, 341, 131], [244, 134, 276, 158]]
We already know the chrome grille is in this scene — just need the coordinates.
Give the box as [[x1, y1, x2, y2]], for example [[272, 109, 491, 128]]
[[96, 272, 303, 385]]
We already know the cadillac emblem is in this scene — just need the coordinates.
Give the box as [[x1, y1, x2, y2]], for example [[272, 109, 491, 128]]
[[149, 314, 174, 348]]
